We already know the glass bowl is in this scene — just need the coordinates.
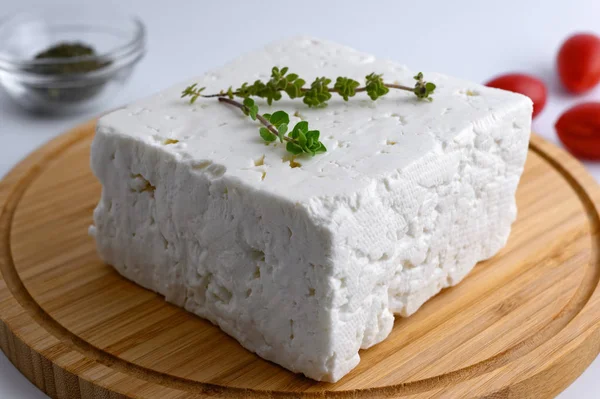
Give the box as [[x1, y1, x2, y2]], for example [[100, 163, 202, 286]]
[[0, 7, 146, 114]]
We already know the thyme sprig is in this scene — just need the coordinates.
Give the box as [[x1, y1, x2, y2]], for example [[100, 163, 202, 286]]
[[219, 97, 326, 156], [182, 67, 436, 107]]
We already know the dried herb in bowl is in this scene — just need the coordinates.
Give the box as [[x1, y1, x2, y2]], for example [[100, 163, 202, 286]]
[[30, 42, 111, 104]]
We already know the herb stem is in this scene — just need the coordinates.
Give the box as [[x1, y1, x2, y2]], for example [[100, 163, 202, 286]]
[[202, 92, 231, 98], [383, 83, 414, 91], [218, 97, 296, 144]]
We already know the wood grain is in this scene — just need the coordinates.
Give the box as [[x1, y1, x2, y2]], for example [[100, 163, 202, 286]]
[[1, 120, 600, 398]]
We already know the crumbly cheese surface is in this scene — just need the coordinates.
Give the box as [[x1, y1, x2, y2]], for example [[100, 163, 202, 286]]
[[90, 37, 532, 382]]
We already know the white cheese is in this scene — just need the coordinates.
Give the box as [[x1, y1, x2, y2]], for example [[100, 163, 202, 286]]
[[90, 37, 532, 382]]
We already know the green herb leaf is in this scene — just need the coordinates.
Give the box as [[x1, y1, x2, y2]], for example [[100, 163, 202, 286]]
[[334, 77, 360, 101], [307, 131, 324, 155], [365, 73, 389, 101], [285, 84, 302, 99], [283, 72, 306, 99], [243, 97, 254, 108], [303, 77, 332, 107], [269, 110, 290, 127], [242, 97, 259, 119], [286, 142, 304, 155], [296, 130, 307, 147], [181, 83, 206, 104], [313, 142, 327, 154], [277, 123, 288, 136], [284, 121, 326, 156], [306, 129, 320, 142], [259, 127, 277, 142], [413, 72, 436, 101], [291, 121, 309, 136]]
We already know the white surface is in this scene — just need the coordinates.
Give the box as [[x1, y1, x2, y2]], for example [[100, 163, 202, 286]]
[[0, 0, 598, 396], [90, 36, 531, 381]]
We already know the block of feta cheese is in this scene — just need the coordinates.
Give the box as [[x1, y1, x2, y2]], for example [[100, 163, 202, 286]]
[[89, 37, 532, 382]]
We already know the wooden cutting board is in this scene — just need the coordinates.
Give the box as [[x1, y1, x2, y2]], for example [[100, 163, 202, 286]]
[[1, 120, 600, 399]]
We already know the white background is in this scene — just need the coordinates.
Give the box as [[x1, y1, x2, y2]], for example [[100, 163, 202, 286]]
[[1, 0, 599, 397]]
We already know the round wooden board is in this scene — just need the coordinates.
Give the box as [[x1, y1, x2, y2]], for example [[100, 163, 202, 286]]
[[1, 121, 600, 399]]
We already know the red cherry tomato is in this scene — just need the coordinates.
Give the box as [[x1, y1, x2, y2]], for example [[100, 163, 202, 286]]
[[557, 33, 600, 94], [555, 102, 600, 159], [485, 73, 547, 118]]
